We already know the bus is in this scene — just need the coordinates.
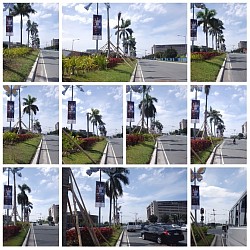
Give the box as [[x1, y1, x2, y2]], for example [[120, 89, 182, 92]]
[[223, 191, 247, 246]]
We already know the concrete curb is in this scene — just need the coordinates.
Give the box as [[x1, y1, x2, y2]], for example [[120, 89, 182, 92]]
[[26, 51, 40, 82], [22, 226, 31, 246], [149, 140, 158, 165], [130, 61, 138, 82], [115, 229, 125, 247], [216, 56, 227, 82], [210, 234, 217, 246], [206, 143, 222, 164], [100, 142, 109, 164], [31, 138, 43, 164]]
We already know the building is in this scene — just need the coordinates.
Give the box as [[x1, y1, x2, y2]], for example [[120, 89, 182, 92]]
[[66, 212, 98, 229], [51, 38, 59, 47], [55, 122, 59, 131], [242, 122, 247, 138], [152, 44, 187, 56], [48, 204, 59, 223], [147, 200, 187, 223], [179, 119, 187, 130], [238, 41, 247, 53]]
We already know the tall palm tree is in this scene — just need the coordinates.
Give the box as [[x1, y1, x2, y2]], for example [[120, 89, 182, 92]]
[[11, 3, 36, 45], [30, 21, 39, 48], [203, 85, 211, 138], [17, 183, 31, 222], [23, 95, 39, 131], [105, 168, 129, 226], [209, 18, 224, 51], [114, 18, 133, 54], [114, 12, 121, 55], [124, 35, 136, 57], [34, 119, 42, 133], [89, 108, 104, 136], [217, 122, 225, 137], [24, 201, 33, 222], [196, 7, 217, 51], [26, 19, 32, 47], [153, 120, 163, 133], [207, 107, 223, 136]]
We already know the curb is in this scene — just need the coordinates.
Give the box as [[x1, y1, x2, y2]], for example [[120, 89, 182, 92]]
[[216, 56, 227, 82], [206, 143, 221, 165], [100, 142, 109, 164], [22, 226, 31, 246], [31, 138, 43, 164], [26, 51, 40, 82], [210, 234, 217, 246], [115, 229, 125, 247], [130, 61, 138, 82], [149, 141, 158, 165]]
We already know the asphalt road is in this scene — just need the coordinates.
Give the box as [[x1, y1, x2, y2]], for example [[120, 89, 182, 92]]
[[156, 135, 187, 164], [139, 59, 187, 82], [33, 224, 59, 246], [38, 135, 59, 164], [126, 230, 187, 246], [222, 53, 247, 82], [107, 138, 123, 164], [34, 50, 59, 82]]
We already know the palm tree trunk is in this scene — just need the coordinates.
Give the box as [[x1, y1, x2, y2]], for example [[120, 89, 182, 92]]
[[203, 95, 208, 138], [13, 172, 17, 225], [205, 29, 208, 52], [113, 196, 116, 225], [109, 196, 112, 227], [20, 15, 23, 45]]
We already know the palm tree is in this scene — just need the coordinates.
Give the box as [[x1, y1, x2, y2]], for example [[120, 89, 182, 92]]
[[153, 120, 163, 133], [203, 85, 211, 138], [11, 3, 36, 45], [24, 201, 33, 222], [23, 95, 39, 131], [17, 183, 31, 222], [114, 18, 133, 54], [209, 18, 224, 51], [207, 107, 223, 136], [89, 108, 104, 136], [196, 7, 217, 51], [30, 21, 39, 48], [34, 119, 42, 133], [26, 19, 32, 47], [217, 122, 225, 137], [114, 12, 121, 55], [105, 168, 129, 226]]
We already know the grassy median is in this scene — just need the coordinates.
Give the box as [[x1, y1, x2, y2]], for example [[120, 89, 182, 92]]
[[4, 224, 30, 246]]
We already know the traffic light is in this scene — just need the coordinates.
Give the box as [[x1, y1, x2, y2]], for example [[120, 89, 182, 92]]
[[201, 215, 204, 222], [200, 208, 204, 214]]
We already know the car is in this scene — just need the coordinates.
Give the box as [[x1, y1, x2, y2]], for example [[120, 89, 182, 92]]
[[141, 225, 184, 245], [136, 224, 142, 230], [38, 221, 42, 225], [49, 221, 55, 226], [127, 222, 136, 232], [33, 222, 36, 226], [181, 224, 187, 231], [171, 224, 181, 228]]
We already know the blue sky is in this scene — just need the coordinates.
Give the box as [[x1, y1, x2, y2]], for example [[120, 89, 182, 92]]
[[3, 3, 59, 48], [62, 3, 187, 57], [3, 85, 59, 133], [3, 167, 59, 222], [71, 167, 187, 223], [62, 85, 123, 136], [191, 3, 247, 51], [192, 167, 247, 224], [127, 85, 187, 133], [191, 85, 247, 137]]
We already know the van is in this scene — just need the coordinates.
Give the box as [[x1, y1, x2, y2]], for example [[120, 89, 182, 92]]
[[127, 222, 136, 232]]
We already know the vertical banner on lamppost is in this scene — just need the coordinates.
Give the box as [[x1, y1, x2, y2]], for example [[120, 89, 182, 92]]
[[127, 101, 134, 122], [95, 181, 105, 207], [191, 185, 200, 210], [67, 101, 76, 124], [191, 100, 200, 123], [7, 101, 14, 122], [93, 14, 102, 40], [191, 19, 197, 41], [6, 15, 13, 36], [4, 185, 12, 209]]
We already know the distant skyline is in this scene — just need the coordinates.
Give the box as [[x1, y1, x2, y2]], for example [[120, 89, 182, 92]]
[[3, 3, 59, 48], [3, 85, 59, 133], [62, 3, 187, 57]]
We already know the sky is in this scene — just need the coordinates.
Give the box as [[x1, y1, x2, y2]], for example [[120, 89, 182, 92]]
[[3, 167, 59, 222], [3, 3, 59, 48], [191, 3, 247, 51], [191, 85, 247, 137], [127, 85, 187, 133], [191, 167, 247, 224], [70, 167, 187, 223], [62, 85, 123, 136], [3, 85, 59, 133], [62, 3, 187, 57]]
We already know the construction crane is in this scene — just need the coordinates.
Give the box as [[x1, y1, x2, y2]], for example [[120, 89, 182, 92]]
[[210, 209, 225, 226]]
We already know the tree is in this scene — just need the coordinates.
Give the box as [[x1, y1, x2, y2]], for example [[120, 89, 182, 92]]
[[23, 95, 39, 131], [34, 119, 42, 133], [17, 183, 31, 222], [30, 21, 39, 48], [11, 3, 36, 45], [164, 48, 178, 58], [207, 107, 223, 136], [153, 120, 163, 133], [209, 18, 224, 51], [24, 201, 33, 222], [148, 214, 158, 223], [203, 85, 211, 138], [48, 215, 53, 222], [89, 108, 104, 136], [196, 7, 217, 51], [124, 35, 136, 57], [26, 19, 32, 47], [105, 168, 130, 226], [161, 213, 170, 223]]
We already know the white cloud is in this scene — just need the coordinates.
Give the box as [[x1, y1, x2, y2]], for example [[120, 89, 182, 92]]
[[138, 173, 147, 180]]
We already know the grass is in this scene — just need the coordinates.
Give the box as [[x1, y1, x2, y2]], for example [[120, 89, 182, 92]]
[[126, 141, 155, 164], [101, 227, 122, 246], [4, 225, 30, 246], [3, 50, 39, 82], [63, 61, 136, 82], [3, 136, 42, 164], [196, 234, 215, 246], [191, 54, 226, 82], [63, 140, 107, 164]]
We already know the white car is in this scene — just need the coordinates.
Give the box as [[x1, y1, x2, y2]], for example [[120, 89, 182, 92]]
[[181, 224, 187, 231], [127, 222, 136, 232]]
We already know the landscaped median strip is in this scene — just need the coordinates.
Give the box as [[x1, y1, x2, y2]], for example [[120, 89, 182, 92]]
[[26, 51, 40, 82], [216, 55, 227, 82]]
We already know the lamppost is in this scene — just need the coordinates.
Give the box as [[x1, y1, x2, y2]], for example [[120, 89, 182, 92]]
[[177, 34, 186, 45], [72, 39, 80, 52]]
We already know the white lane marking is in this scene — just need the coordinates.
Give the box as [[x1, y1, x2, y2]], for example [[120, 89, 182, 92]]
[[159, 140, 170, 164], [126, 231, 130, 247], [138, 61, 145, 82], [220, 141, 225, 165], [109, 142, 118, 165], [44, 136, 52, 164], [32, 224, 37, 246], [41, 51, 49, 82]]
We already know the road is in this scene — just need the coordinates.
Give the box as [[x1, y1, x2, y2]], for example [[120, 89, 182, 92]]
[[153, 135, 187, 164], [222, 53, 247, 82], [106, 138, 123, 164], [138, 59, 187, 82], [34, 50, 59, 82], [122, 230, 187, 246], [38, 135, 59, 164], [212, 138, 247, 164], [207, 227, 226, 246], [29, 224, 59, 246]]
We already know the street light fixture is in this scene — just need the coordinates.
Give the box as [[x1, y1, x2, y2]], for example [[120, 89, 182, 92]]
[[177, 35, 186, 45], [72, 39, 80, 52]]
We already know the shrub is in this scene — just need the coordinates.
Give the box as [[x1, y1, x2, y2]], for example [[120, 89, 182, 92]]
[[191, 52, 224, 61], [3, 132, 18, 144], [78, 137, 100, 149], [107, 58, 123, 68], [126, 134, 145, 147], [191, 139, 212, 153], [3, 225, 22, 241]]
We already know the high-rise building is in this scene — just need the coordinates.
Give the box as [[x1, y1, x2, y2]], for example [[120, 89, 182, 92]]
[[48, 204, 59, 223], [242, 122, 247, 138]]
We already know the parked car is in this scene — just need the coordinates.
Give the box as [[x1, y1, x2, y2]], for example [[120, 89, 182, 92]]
[[127, 222, 136, 232], [49, 221, 55, 226], [141, 225, 184, 245], [181, 224, 187, 231], [136, 224, 142, 230], [171, 224, 181, 228], [33, 222, 36, 226]]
